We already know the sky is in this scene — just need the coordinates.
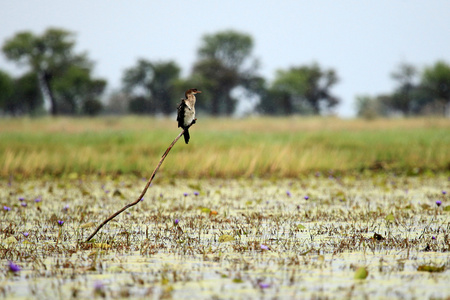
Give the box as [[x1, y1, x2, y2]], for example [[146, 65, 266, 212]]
[[1, 1, 450, 117]]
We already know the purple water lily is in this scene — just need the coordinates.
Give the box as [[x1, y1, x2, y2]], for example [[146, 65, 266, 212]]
[[259, 282, 270, 289], [93, 280, 105, 296], [94, 280, 104, 290], [260, 244, 269, 250], [8, 261, 21, 273]]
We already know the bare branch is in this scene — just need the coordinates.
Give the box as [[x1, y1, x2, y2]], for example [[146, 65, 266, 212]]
[[85, 119, 197, 242]]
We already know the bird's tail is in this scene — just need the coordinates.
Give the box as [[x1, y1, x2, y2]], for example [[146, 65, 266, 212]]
[[183, 128, 190, 144]]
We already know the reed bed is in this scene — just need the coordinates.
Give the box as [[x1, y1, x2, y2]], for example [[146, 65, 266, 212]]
[[1, 116, 449, 178]]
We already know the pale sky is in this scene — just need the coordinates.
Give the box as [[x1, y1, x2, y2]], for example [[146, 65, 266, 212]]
[[1, 1, 450, 117]]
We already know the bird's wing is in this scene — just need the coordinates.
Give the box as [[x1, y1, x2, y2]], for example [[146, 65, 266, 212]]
[[177, 99, 186, 128]]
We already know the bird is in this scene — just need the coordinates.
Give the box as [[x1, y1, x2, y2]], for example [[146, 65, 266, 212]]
[[177, 88, 202, 144]]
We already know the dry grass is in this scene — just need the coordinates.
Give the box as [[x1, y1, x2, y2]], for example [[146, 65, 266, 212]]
[[0, 116, 449, 178]]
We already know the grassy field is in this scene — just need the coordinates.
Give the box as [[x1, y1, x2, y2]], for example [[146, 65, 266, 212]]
[[1, 116, 449, 178]]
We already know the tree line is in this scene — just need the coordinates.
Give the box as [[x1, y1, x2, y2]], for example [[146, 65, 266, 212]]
[[1, 27, 449, 117], [356, 62, 450, 118]]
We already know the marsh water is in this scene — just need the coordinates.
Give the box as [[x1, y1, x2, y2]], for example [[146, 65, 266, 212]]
[[1, 174, 449, 299]]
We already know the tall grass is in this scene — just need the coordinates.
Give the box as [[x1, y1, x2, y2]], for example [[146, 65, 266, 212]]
[[1, 116, 449, 178]]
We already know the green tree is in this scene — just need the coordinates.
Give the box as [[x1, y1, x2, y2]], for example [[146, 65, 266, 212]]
[[52, 65, 106, 115], [192, 30, 260, 115], [0, 70, 43, 115], [0, 70, 14, 113], [2, 28, 103, 115], [263, 63, 339, 115], [122, 59, 180, 115], [379, 61, 450, 116], [13, 72, 44, 115], [421, 61, 450, 116], [301, 64, 339, 114], [385, 63, 419, 115], [269, 68, 308, 114]]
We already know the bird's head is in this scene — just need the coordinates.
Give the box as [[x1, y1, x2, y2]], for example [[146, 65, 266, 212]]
[[185, 88, 202, 98]]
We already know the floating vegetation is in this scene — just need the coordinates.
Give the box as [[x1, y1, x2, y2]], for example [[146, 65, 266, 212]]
[[0, 174, 449, 298]]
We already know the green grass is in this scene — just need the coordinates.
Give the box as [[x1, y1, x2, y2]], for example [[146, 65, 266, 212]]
[[1, 116, 449, 178]]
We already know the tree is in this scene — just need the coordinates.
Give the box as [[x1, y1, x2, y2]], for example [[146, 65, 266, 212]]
[[378, 61, 450, 116], [122, 59, 180, 115], [52, 65, 106, 115], [0, 70, 43, 115], [192, 58, 236, 114], [192, 30, 260, 115], [0, 70, 14, 113], [300, 64, 339, 114], [421, 61, 450, 116], [262, 63, 339, 115], [275, 68, 308, 114], [13, 72, 44, 115], [385, 63, 419, 115], [2, 28, 104, 115]]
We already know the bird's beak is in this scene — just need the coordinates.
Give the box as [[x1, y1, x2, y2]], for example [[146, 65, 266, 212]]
[[196, 90, 202, 94]]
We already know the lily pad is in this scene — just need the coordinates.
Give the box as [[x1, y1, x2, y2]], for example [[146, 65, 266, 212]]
[[200, 207, 211, 213], [417, 265, 445, 273], [80, 222, 96, 229], [93, 243, 111, 249], [218, 234, 235, 243], [354, 267, 369, 279], [385, 213, 395, 222], [4, 236, 18, 244]]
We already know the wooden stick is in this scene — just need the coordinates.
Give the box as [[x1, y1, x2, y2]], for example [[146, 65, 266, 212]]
[[85, 120, 196, 242]]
